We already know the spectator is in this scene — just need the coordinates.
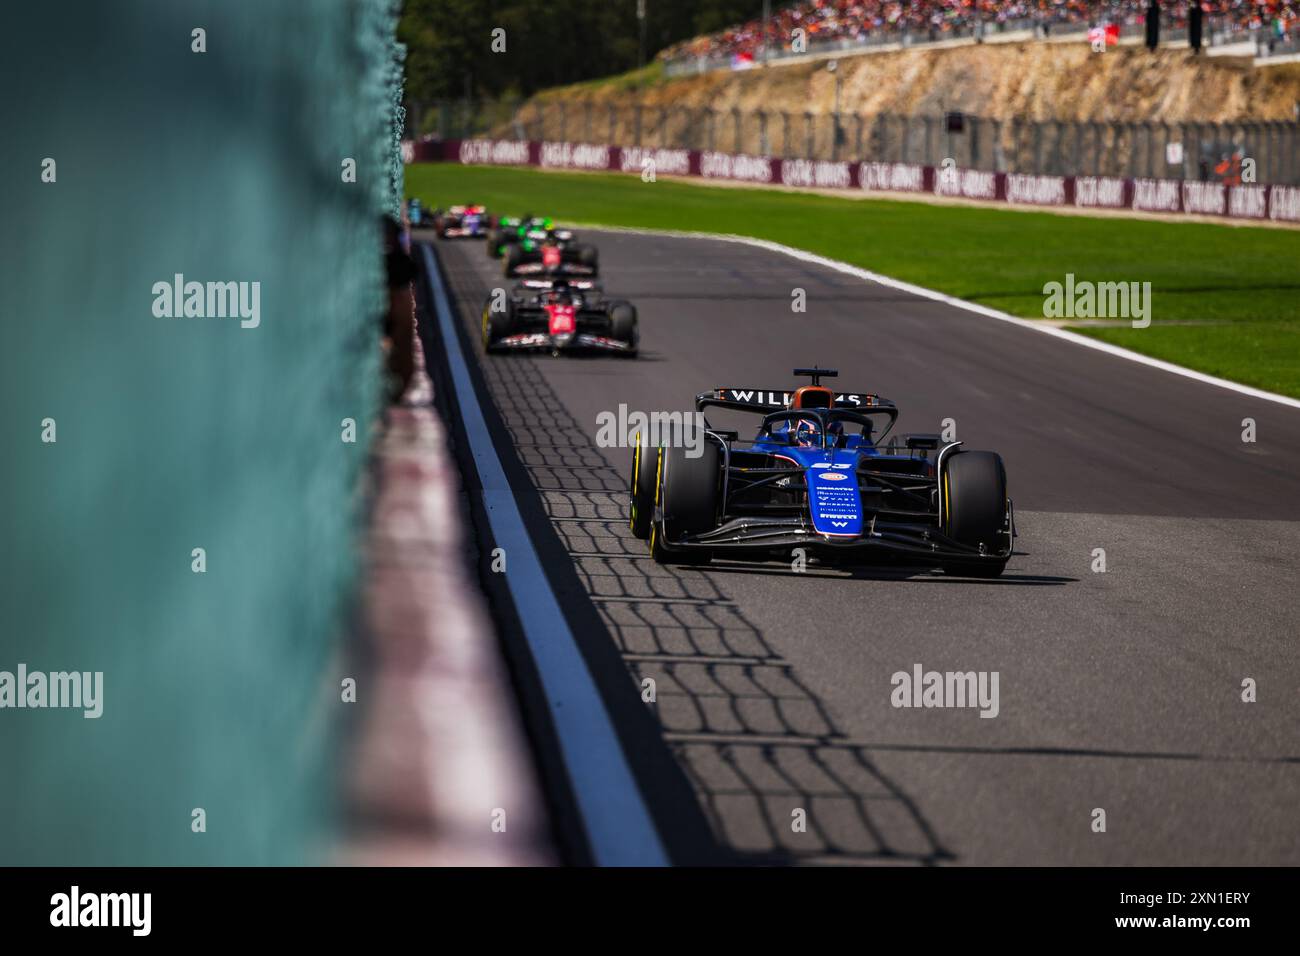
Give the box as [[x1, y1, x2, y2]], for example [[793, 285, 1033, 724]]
[[657, 0, 1299, 65], [381, 216, 417, 404]]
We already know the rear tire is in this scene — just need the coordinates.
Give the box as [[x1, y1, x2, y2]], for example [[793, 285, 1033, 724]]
[[940, 450, 1008, 577], [649, 444, 718, 565], [486, 227, 504, 258]]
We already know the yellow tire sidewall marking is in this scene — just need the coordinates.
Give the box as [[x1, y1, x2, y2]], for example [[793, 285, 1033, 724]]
[[649, 447, 665, 553], [629, 439, 641, 530]]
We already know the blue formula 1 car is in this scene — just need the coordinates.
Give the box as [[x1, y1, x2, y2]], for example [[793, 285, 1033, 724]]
[[628, 368, 1014, 576]]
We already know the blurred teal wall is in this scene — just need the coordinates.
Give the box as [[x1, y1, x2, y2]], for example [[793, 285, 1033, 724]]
[[0, 1, 403, 864]]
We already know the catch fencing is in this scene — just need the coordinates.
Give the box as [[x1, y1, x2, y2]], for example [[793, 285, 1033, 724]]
[[415, 98, 1300, 187], [409, 135, 1300, 223], [2, 2, 402, 864]]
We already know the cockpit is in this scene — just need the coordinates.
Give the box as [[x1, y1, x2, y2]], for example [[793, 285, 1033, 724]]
[[759, 410, 873, 450]]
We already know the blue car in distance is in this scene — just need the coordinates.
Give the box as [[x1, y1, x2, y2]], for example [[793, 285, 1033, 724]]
[[405, 197, 427, 228]]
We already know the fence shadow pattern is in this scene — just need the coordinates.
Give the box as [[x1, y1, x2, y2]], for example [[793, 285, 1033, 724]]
[[440, 252, 952, 865]]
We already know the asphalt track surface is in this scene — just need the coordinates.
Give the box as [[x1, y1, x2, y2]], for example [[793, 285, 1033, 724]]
[[426, 228, 1300, 866]]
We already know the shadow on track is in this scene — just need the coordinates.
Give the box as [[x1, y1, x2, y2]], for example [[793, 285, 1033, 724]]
[[445, 251, 955, 864]]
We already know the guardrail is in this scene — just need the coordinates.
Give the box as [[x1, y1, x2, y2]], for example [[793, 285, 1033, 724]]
[[408, 136, 1300, 224], [417, 241, 670, 866]]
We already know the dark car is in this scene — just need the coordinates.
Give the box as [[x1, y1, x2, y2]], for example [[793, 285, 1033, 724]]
[[481, 278, 637, 356], [486, 215, 550, 258], [501, 227, 598, 278], [628, 368, 1014, 574]]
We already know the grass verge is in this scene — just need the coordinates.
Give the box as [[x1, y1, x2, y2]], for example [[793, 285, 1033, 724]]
[[407, 163, 1300, 398]]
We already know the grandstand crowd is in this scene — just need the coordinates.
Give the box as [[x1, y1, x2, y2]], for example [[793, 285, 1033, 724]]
[[659, 0, 1298, 64]]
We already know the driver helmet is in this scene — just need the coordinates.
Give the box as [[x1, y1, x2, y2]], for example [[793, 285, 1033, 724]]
[[793, 419, 821, 447]]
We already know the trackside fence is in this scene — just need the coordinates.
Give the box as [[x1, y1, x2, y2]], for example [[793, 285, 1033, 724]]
[[406, 136, 1300, 224], [412, 99, 1300, 187]]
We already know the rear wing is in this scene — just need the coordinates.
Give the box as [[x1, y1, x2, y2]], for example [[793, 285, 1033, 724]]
[[697, 387, 894, 413]]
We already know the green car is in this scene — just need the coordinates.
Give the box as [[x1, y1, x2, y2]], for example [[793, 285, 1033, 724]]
[[486, 215, 554, 259]]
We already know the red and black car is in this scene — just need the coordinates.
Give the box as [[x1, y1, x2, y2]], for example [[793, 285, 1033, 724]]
[[481, 279, 636, 356]]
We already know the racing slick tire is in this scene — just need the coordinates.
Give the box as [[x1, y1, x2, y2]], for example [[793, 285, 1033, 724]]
[[503, 243, 524, 277], [628, 432, 658, 539], [940, 450, 1009, 578], [576, 244, 598, 271], [486, 227, 504, 258], [481, 299, 513, 352], [608, 301, 638, 356], [649, 444, 718, 565]]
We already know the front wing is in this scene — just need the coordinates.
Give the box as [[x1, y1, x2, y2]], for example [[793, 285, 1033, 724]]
[[508, 260, 597, 277], [491, 332, 634, 353], [660, 512, 1012, 562]]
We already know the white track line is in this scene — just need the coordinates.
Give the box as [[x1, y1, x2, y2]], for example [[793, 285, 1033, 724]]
[[419, 241, 669, 867], [570, 222, 1300, 412]]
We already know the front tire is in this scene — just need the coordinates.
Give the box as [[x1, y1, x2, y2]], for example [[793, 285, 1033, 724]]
[[608, 301, 638, 354], [628, 433, 657, 539], [482, 300, 513, 352], [649, 444, 719, 565], [940, 450, 1008, 577], [503, 244, 523, 277]]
